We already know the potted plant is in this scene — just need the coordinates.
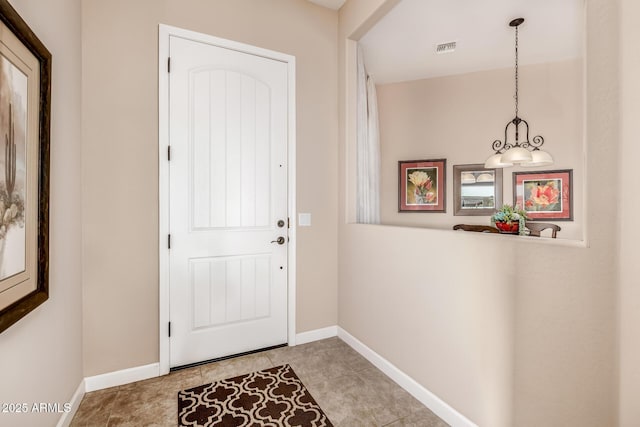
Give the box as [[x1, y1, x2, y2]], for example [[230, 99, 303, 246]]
[[491, 204, 528, 234]]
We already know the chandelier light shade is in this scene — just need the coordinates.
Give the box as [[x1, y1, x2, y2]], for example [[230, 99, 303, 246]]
[[522, 149, 554, 167], [484, 18, 553, 169], [484, 153, 513, 168]]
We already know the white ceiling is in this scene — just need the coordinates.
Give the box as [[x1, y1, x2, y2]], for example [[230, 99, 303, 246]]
[[359, 0, 584, 84], [306, 0, 346, 11]]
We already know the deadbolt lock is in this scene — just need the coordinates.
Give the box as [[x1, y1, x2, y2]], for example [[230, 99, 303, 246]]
[[277, 219, 286, 228]]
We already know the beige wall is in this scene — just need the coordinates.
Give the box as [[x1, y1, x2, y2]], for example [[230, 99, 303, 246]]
[[81, 0, 339, 376], [376, 60, 584, 240], [618, 0, 640, 425], [339, 1, 617, 426], [0, 0, 83, 426], [4, 0, 639, 426]]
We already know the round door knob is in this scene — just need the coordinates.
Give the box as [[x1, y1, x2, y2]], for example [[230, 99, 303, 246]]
[[271, 236, 286, 245]]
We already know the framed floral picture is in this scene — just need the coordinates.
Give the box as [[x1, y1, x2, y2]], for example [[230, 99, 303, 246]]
[[398, 159, 446, 212], [513, 169, 573, 221], [0, 0, 51, 334]]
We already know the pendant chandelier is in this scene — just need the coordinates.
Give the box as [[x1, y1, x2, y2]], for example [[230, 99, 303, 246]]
[[484, 18, 553, 169]]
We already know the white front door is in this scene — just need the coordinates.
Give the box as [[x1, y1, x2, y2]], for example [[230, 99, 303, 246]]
[[168, 34, 289, 368]]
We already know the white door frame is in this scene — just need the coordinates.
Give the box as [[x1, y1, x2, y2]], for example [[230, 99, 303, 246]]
[[158, 24, 297, 375]]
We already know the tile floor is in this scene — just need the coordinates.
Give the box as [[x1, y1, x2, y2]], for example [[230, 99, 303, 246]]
[[70, 337, 449, 427]]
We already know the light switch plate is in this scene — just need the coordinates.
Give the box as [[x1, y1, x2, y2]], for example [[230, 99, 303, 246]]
[[298, 213, 311, 227]]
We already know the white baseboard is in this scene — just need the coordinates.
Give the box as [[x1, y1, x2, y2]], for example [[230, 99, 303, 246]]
[[84, 363, 160, 392], [61, 328, 472, 425], [83, 326, 338, 394], [56, 379, 85, 427], [337, 327, 478, 427], [295, 325, 338, 345]]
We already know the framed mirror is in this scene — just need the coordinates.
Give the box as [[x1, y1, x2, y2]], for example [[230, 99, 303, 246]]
[[453, 164, 502, 216]]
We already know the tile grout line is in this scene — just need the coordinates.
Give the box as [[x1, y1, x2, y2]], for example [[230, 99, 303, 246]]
[[103, 389, 119, 427]]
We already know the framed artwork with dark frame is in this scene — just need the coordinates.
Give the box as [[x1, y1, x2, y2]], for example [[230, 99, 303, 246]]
[[398, 159, 446, 212], [513, 169, 573, 221], [0, 0, 51, 334], [453, 164, 503, 216]]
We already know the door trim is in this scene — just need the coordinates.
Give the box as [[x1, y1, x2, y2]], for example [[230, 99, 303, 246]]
[[158, 24, 296, 375]]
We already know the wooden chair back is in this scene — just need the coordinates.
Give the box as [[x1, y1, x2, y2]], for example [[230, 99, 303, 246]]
[[525, 222, 561, 238]]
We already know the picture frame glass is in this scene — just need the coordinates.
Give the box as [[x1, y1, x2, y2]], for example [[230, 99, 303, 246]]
[[398, 159, 446, 212], [0, 22, 41, 313], [513, 169, 573, 221], [0, 0, 51, 334], [0, 53, 28, 283], [406, 167, 438, 206]]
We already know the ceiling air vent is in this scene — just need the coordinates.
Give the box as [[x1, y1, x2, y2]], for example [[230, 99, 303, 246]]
[[436, 41, 457, 54]]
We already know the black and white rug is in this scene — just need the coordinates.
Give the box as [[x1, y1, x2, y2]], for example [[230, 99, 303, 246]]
[[178, 364, 333, 427]]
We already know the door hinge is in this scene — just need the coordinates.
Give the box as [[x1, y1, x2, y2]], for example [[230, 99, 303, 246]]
[[168, 145, 171, 161], [168, 321, 171, 337], [167, 57, 171, 73], [168, 234, 171, 249]]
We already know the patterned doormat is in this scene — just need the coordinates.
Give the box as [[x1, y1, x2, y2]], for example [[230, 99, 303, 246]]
[[178, 364, 334, 427]]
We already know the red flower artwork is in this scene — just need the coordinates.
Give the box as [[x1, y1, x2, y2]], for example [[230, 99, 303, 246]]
[[525, 181, 561, 211], [513, 170, 572, 221]]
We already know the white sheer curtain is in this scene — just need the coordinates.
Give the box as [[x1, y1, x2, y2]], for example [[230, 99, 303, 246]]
[[356, 45, 381, 224]]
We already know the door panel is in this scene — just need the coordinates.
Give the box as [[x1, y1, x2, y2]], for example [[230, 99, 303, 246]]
[[169, 35, 288, 367], [190, 69, 272, 230], [190, 255, 271, 329]]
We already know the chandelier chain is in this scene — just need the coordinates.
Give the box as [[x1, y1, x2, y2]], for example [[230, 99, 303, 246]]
[[515, 25, 519, 118]]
